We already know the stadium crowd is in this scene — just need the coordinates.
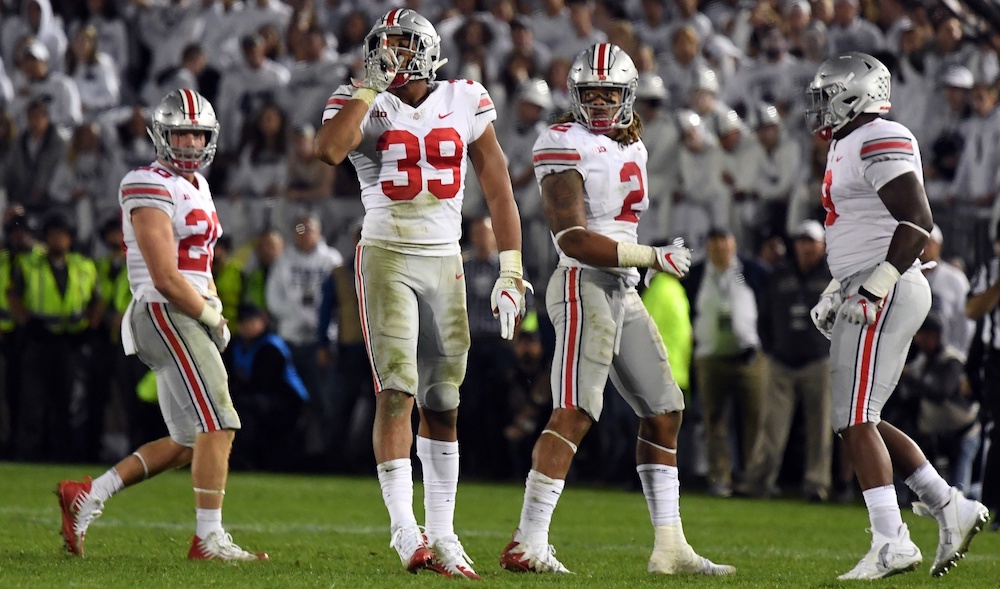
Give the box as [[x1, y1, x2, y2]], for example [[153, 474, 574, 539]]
[[0, 0, 998, 529]]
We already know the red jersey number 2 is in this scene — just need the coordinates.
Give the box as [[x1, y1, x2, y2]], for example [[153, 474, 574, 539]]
[[615, 162, 645, 223], [821, 170, 838, 226], [178, 209, 220, 272]]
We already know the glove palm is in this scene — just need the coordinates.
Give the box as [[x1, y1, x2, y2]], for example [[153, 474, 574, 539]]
[[358, 33, 400, 93], [809, 292, 841, 339]]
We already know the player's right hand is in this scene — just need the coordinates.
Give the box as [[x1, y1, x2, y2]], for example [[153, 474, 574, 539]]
[[492, 277, 533, 341], [210, 319, 232, 353], [653, 239, 692, 277], [359, 33, 400, 93], [809, 292, 841, 340]]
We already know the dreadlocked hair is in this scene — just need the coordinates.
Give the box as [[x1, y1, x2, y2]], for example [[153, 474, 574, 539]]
[[553, 110, 644, 146]]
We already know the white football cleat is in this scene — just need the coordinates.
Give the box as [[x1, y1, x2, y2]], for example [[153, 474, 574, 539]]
[[428, 534, 480, 579], [648, 523, 735, 575], [837, 524, 921, 580], [389, 524, 437, 574], [188, 530, 268, 560], [912, 486, 990, 577], [500, 533, 571, 573]]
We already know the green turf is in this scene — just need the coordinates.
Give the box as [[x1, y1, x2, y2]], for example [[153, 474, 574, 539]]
[[1, 463, 997, 588]]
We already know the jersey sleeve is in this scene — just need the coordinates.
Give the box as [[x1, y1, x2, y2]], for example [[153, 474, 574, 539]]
[[322, 84, 355, 123], [119, 169, 175, 217], [860, 124, 919, 191], [532, 125, 586, 182], [466, 80, 496, 142]]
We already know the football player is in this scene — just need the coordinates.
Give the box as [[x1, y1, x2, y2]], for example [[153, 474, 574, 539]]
[[314, 8, 526, 579], [806, 52, 989, 580], [498, 43, 733, 576], [56, 89, 267, 561]]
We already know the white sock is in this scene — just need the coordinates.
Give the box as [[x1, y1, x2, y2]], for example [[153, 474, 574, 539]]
[[516, 470, 565, 547], [90, 468, 124, 503], [904, 461, 951, 510], [195, 508, 223, 539], [416, 436, 459, 543], [377, 458, 417, 531], [637, 463, 681, 526], [862, 485, 903, 539]]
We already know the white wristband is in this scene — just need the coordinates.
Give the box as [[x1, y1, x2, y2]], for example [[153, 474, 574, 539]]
[[616, 242, 657, 268], [353, 87, 377, 107], [861, 261, 901, 299], [197, 302, 223, 328], [821, 278, 841, 296], [499, 250, 522, 279]]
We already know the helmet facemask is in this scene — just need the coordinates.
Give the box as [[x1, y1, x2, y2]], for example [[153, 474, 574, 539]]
[[572, 84, 636, 132], [148, 89, 220, 173], [365, 10, 443, 88], [155, 128, 218, 173], [567, 44, 639, 133]]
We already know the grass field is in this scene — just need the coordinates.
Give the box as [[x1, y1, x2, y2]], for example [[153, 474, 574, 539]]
[[0, 463, 997, 588]]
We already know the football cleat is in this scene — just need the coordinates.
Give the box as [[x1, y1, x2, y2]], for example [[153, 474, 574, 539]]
[[56, 477, 104, 557], [837, 524, 921, 580], [188, 530, 268, 561], [500, 536, 571, 573], [912, 486, 990, 577], [648, 523, 735, 575], [389, 524, 437, 574], [428, 534, 480, 579]]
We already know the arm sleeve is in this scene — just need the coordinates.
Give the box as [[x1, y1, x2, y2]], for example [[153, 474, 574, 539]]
[[532, 126, 586, 183]]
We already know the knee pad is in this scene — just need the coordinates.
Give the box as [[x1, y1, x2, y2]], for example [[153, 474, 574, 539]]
[[420, 383, 460, 412]]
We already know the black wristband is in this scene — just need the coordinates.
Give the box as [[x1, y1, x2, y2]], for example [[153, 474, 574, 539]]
[[857, 286, 881, 302]]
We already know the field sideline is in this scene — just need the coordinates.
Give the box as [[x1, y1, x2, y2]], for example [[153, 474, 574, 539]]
[[1, 463, 997, 588]]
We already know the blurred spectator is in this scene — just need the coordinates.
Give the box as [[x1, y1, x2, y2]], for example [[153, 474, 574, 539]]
[[141, 43, 207, 110], [549, 0, 606, 62], [49, 121, 124, 246], [216, 33, 290, 154], [212, 235, 243, 326], [667, 0, 713, 47], [10, 39, 82, 137], [717, 109, 764, 254], [229, 302, 308, 472], [0, 108, 15, 197], [106, 103, 156, 171], [950, 79, 1000, 207], [200, 0, 247, 73], [135, 0, 203, 82], [924, 16, 977, 83], [743, 220, 832, 501], [689, 227, 766, 497], [688, 67, 730, 136], [499, 16, 551, 99], [782, 0, 813, 58], [1, 0, 68, 75], [966, 226, 1000, 526], [640, 268, 692, 396], [0, 61, 12, 107], [633, 73, 680, 244], [921, 224, 974, 354], [752, 103, 801, 239], [897, 314, 980, 493], [658, 26, 704, 110], [276, 123, 334, 239], [68, 0, 129, 78], [777, 22, 827, 150], [281, 26, 346, 131], [827, 0, 885, 56], [332, 10, 368, 80], [5, 98, 66, 214], [723, 26, 797, 113], [670, 109, 727, 258], [459, 216, 518, 479], [543, 56, 572, 113], [502, 313, 550, 479], [242, 0, 293, 48], [227, 102, 289, 241], [920, 65, 972, 169], [317, 219, 372, 473], [634, 0, 670, 56], [65, 25, 120, 118], [877, 0, 911, 56], [8, 213, 101, 461], [531, 0, 572, 53], [241, 228, 284, 311]]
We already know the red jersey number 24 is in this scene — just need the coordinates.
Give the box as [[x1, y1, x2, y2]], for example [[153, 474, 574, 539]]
[[178, 209, 220, 272]]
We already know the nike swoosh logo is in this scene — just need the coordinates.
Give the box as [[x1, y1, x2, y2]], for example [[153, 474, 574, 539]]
[[501, 291, 517, 306], [663, 253, 680, 274], [835, 156, 844, 162], [455, 273, 464, 279], [438, 112, 453, 119]]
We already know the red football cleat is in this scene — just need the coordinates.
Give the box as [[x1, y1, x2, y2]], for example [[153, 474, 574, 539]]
[[56, 477, 103, 557]]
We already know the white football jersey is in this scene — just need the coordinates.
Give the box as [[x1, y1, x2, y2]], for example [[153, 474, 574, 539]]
[[822, 118, 923, 281], [119, 161, 221, 302], [322, 80, 496, 256], [533, 121, 649, 285]]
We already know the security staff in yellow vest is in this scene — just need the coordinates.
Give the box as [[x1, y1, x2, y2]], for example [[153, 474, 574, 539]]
[[8, 213, 103, 461], [0, 212, 41, 459]]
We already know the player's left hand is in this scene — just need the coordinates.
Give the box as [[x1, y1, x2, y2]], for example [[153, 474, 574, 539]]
[[492, 277, 533, 340], [203, 295, 231, 352], [839, 288, 881, 326], [653, 238, 692, 278]]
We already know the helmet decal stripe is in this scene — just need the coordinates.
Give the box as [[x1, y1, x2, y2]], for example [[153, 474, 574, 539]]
[[386, 8, 401, 27], [595, 43, 609, 80], [181, 89, 197, 123]]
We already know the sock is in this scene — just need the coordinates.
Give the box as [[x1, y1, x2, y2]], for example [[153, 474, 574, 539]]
[[862, 485, 903, 539], [416, 436, 459, 543], [90, 468, 124, 503], [377, 458, 417, 531], [637, 463, 681, 526], [195, 508, 223, 539], [516, 470, 565, 547], [904, 461, 951, 510]]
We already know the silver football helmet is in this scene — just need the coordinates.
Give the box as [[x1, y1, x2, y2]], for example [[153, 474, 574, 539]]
[[365, 9, 443, 88], [568, 43, 638, 132], [807, 51, 891, 139], [148, 89, 219, 173]]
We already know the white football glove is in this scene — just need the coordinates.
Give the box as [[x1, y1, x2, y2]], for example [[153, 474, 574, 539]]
[[358, 33, 400, 93], [203, 296, 232, 352], [491, 277, 533, 340], [809, 292, 841, 340], [839, 290, 882, 326], [652, 240, 692, 278]]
